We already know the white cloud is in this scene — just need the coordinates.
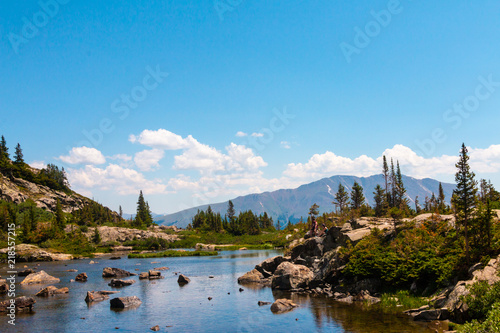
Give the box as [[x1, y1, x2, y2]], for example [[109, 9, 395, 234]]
[[236, 131, 248, 137], [29, 161, 46, 170], [129, 129, 190, 150], [109, 154, 132, 162], [59, 147, 106, 165], [469, 144, 500, 173], [67, 164, 168, 195], [281, 141, 291, 149], [134, 149, 165, 171], [251, 132, 264, 137]]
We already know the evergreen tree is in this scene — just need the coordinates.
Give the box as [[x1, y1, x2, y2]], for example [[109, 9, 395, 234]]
[[350, 182, 365, 210], [14, 143, 24, 164], [227, 200, 235, 222], [92, 226, 101, 244], [373, 184, 386, 217], [382, 155, 390, 206], [55, 198, 65, 231], [389, 158, 396, 207], [438, 182, 446, 213], [452, 143, 478, 265], [333, 184, 350, 214], [309, 203, 319, 218], [0, 135, 9, 160], [415, 196, 421, 214], [135, 190, 153, 227], [119, 205, 123, 218]]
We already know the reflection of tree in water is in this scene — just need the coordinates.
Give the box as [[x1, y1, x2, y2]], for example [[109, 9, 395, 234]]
[[272, 291, 449, 333]]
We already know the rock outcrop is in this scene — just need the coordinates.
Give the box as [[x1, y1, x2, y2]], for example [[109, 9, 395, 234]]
[[83, 226, 178, 244], [20, 270, 60, 285], [0, 173, 87, 213], [0, 244, 73, 262]]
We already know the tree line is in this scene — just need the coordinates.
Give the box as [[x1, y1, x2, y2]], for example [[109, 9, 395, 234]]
[[189, 200, 275, 235]]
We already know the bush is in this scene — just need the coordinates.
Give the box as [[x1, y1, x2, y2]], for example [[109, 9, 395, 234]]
[[459, 301, 500, 333], [463, 281, 500, 321]]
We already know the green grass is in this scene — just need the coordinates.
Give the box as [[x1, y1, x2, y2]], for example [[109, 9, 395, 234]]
[[128, 250, 218, 258], [214, 244, 275, 251], [378, 290, 428, 313]]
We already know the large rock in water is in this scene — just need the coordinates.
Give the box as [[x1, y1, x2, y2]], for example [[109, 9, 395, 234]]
[[85, 291, 120, 303], [0, 296, 36, 312], [177, 274, 191, 284], [0, 244, 73, 262], [270, 299, 299, 313], [110, 296, 142, 309], [108, 279, 135, 287], [238, 269, 265, 284], [75, 273, 88, 282], [35, 286, 69, 297], [20, 270, 60, 285], [102, 267, 137, 278], [255, 256, 288, 277], [271, 262, 314, 290]]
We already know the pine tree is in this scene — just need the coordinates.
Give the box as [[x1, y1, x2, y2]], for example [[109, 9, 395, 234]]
[[135, 190, 153, 227], [350, 182, 365, 211], [373, 184, 386, 217], [14, 143, 24, 164], [0, 135, 9, 160], [415, 196, 421, 214], [119, 205, 123, 218], [92, 226, 101, 244], [333, 184, 350, 214], [309, 203, 319, 218], [389, 158, 396, 207], [227, 200, 235, 222], [438, 182, 446, 213], [452, 143, 477, 265], [382, 155, 390, 206], [55, 198, 65, 231]]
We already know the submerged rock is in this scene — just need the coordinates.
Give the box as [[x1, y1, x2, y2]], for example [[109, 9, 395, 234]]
[[85, 290, 120, 303], [108, 279, 135, 287], [102, 267, 137, 278], [35, 286, 69, 297], [270, 299, 298, 313], [0, 296, 36, 312]]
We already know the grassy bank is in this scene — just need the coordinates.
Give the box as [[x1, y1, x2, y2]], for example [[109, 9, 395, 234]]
[[128, 250, 218, 258]]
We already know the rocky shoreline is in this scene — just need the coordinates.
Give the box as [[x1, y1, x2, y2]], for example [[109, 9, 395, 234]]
[[238, 216, 500, 325]]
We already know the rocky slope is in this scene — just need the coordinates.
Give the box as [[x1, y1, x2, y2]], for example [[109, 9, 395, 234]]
[[238, 214, 500, 324], [1, 172, 88, 213]]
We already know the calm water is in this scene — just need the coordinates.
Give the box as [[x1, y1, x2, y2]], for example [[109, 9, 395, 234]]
[[1, 250, 448, 333]]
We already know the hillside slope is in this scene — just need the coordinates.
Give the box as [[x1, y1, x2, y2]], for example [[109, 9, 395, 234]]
[[155, 174, 455, 228]]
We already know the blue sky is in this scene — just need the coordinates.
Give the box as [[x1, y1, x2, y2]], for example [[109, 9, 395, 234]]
[[1, 0, 500, 214]]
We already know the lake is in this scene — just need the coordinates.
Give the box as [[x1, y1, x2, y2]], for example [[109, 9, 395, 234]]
[[1, 250, 448, 332]]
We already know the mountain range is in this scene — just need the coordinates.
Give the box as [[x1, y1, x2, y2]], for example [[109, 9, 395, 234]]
[[154, 174, 456, 228]]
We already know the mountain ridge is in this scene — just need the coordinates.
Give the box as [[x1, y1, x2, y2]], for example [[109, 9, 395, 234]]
[[154, 174, 456, 228]]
